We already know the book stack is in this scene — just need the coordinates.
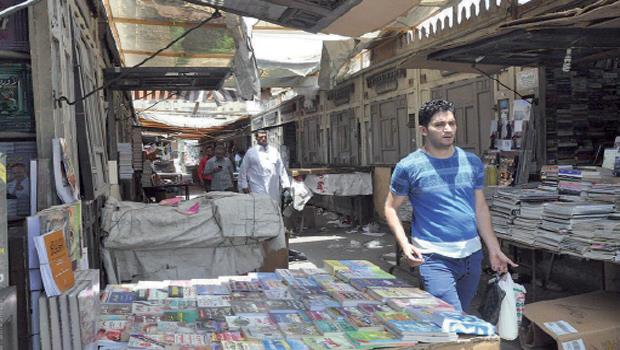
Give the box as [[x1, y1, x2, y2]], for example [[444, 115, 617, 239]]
[[536, 202, 615, 251], [117, 143, 134, 180], [385, 320, 458, 343], [544, 66, 620, 166], [89, 260, 494, 349], [539, 165, 560, 191], [490, 188, 559, 242], [584, 183, 620, 204], [39, 269, 100, 350], [131, 129, 143, 171], [562, 220, 620, 261]]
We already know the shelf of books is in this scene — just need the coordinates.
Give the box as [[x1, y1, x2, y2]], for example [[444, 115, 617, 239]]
[[45, 260, 499, 350], [489, 165, 620, 263]]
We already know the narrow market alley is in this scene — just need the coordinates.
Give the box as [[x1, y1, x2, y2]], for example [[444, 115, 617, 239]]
[[2, 1, 620, 350]]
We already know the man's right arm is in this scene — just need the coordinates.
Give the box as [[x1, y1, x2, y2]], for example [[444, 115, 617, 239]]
[[385, 193, 424, 267]]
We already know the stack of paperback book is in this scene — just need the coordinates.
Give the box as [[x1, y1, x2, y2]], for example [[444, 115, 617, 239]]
[[561, 219, 620, 261], [489, 188, 559, 241], [39, 269, 100, 350], [536, 202, 615, 251], [90, 260, 495, 349]]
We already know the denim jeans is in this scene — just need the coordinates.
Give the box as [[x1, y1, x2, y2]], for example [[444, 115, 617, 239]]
[[418, 249, 483, 312]]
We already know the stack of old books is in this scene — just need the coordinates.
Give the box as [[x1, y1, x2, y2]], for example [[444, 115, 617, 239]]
[[539, 165, 561, 192], [536, 202, 615, 251], [562, 220, 620, 261], [584, 183, 620, 202], [490, 188, 559, 243], [91, 260, 495, 349], [490, 189, 521, 236]]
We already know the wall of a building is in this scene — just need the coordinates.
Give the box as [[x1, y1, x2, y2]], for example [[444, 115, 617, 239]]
[[251, 63, 541, 219]]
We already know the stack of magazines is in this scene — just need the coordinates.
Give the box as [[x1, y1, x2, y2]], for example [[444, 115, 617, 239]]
[[490, 188, 559, 242], [536, 202, 615, 251], [89, 260, 496, 349], [562, 219, 620, 261]]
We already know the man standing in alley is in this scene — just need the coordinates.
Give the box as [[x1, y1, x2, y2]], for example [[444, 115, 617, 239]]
[[204, 145, 235, 191], [198, 145, 214, 191], [384, 99, 516, 312], [239, 130, 291, 205]]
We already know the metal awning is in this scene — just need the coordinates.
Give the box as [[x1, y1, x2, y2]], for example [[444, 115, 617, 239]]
[[183, 0, 426, 37], [104, 67, 231, 91], [428, 27, 620, 67]]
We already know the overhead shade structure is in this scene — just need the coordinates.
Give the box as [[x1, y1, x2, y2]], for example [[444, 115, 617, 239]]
[[425, 0, 620, 68], [399, 50, 504, 74], [105, 0, 237, 67], [182, 0, 426, 37], [104, 0, 260, 98], [104, 67, 231, 91], [139, 113, 250, 140], [428, 28, 620, 68]]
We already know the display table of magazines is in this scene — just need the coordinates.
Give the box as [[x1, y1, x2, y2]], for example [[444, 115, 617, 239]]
[[95, 260, 499, 349]]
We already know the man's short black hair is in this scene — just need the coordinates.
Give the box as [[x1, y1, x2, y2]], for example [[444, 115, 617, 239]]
[[418, 99, 455, 127]]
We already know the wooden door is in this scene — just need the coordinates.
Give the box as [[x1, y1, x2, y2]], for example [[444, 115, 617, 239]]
[[371, 96, 410, 164], [330, 109, 358, 166], [431, 77, 493, 155], [302, 116, 321, 166]]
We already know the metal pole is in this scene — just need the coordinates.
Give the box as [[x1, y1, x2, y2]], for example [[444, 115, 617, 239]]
[[0, 0, 41, 20], [0, 153, 7, 288]]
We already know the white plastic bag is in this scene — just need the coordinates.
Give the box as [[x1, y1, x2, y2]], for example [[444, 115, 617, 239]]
[[497, 272, 519, 340]]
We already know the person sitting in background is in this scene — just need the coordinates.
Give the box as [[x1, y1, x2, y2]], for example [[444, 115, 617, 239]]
[[204, 145, 235, 191]]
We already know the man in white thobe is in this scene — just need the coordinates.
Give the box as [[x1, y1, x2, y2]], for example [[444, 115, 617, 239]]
[[239, 130, 291, 205]]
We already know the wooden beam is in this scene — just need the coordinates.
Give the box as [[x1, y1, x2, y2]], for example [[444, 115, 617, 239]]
[[28, 0, 55, 210], [102, 0, 125, 65], [121, 49, 234, 59], [112, 17, 228, 29]]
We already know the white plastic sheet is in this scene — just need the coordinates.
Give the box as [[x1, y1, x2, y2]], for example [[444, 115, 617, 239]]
[[304, 172, 373, 196], [291, 179, 313, 211], [101, 192, 286, 282]]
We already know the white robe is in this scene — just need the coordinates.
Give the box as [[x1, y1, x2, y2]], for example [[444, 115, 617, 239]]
[[238, 144, 291, 203]]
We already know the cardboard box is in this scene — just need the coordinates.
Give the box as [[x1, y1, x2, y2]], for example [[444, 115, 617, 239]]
[[520, 291, 620, 350], [259, 243, 288, 272], [429, 336, 500, 350]]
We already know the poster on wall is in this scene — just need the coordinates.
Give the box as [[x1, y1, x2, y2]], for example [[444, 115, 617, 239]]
[[53, 138, 80, 204], [512, 99, 532, 121], [0, 142, 37, 220]]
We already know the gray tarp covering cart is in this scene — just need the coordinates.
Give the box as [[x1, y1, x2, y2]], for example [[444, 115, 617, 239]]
[[101, 192, 286, 282]]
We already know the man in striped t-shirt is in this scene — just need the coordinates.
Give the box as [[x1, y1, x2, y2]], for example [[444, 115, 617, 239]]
[[385, 99, 516, 312]]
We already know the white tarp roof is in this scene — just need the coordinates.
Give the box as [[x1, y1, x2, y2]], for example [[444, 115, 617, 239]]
[[140, 112, 246, 129]]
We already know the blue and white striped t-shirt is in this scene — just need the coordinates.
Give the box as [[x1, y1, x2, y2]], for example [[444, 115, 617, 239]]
[[390, 147, 484, 258]]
